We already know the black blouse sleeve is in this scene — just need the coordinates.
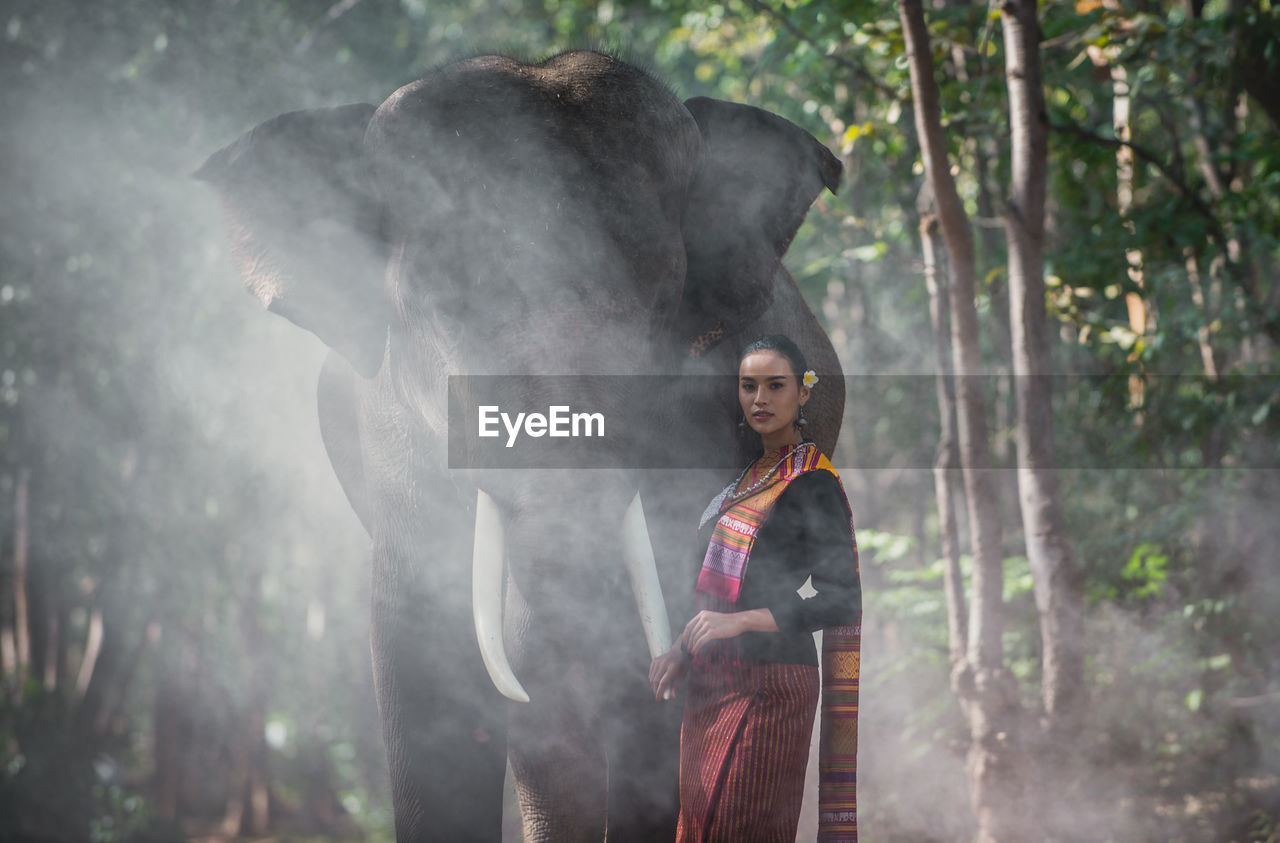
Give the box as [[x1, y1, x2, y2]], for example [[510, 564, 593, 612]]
[[759, 470, 861, 635]]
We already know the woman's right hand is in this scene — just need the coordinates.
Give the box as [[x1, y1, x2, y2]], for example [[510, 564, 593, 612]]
[[649, 644, 689, 702]]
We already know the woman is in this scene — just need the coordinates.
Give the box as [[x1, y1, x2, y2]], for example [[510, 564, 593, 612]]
[[650, 334, 862, 842]]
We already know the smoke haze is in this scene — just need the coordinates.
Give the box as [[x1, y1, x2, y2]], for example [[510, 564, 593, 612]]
[[1, 3, 1276, 841]]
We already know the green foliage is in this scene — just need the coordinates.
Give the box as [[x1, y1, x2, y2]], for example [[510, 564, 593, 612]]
[[1, 0, 1276, 838], [1121, 541, 1168, 598]]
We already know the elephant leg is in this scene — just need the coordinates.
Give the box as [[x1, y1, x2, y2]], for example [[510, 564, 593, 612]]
[[504, 577, 607, 842], [507, 679, 608, 842], [601, 667, 682, 842], [504, 580, 680, 841], [370, 524, 507, 842], [591, 470, 723, 842]]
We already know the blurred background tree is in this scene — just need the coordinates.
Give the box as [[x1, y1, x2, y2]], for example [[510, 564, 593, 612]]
[[1, 0, 1277, 840]]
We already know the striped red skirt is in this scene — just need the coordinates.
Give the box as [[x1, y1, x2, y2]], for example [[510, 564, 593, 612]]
[[677, 660, 820, 843]]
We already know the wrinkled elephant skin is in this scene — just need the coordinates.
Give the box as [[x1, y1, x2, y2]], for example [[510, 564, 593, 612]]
[[198, 51, 844, 842]]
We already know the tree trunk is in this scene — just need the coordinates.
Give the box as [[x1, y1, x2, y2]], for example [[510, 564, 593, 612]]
[[1183, 10, 1265, 374], [222, 565, 271, 836], [900, 1, 1022, 838], [74, 593, 131, 741], [26, 555, 50, 694], [54, 601, 70, 693], [153, 668, 183, 823], [1109, 61, 1152, 410], [73, 607, 105, 703], [74, 521, 143, 737], [91, 619, 155, 736], [41, 605, 59, 692], [1184, 249, 1221, 381], [921, 214, 968, 666], [1001, 0, 1087, 745], [12, 468, 31, 685]]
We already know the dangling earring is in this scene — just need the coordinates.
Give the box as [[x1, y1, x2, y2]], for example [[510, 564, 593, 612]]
[[794, 405, 808, 430], [738, 414, 748, 431]]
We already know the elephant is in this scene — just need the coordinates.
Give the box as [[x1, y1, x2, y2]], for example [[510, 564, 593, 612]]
[[196, 50, 845, 842]]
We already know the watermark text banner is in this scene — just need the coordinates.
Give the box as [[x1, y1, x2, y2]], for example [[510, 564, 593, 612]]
[[446, 374, 1279, 469]]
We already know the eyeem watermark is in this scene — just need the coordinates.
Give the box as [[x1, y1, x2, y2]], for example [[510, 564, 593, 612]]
[[478, 405, 604, 448], [447, 374, 1279, 469]]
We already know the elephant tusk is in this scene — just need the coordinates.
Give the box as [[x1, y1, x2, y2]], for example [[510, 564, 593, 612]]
[[621, 491, 673, 660], [472, 489, 530, 703]]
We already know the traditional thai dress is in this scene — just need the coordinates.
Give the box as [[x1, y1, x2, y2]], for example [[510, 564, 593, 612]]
[[677, 441, 861, 843]]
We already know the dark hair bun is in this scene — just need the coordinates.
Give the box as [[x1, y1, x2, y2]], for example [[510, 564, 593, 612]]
[[738, 334, 808, 380]]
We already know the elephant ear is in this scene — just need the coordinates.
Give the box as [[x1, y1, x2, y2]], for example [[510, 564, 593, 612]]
[[195, 103, 390, 377], [679, 97, 842, 357]]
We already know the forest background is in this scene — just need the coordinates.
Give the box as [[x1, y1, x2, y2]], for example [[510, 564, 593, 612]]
[[1, 0, 1277, 840]]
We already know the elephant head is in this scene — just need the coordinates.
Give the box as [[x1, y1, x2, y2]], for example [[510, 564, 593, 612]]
[[198, 50, 842, 842]]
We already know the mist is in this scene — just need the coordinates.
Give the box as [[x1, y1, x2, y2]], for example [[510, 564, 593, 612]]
[[2, 2, 1278, 842]]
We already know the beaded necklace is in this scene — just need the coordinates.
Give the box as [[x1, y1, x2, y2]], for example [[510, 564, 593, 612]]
[[724, 441, 812, 506]]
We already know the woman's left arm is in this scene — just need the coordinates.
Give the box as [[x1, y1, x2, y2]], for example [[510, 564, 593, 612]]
[[681, 606, 778, 654], [765, 471, 862, 634]]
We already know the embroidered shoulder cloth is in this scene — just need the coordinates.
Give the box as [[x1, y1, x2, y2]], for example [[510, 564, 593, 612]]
[[694, 441, 861, 841]]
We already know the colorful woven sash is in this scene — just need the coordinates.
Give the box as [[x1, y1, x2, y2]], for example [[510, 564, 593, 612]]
[[694, 442, 861, 842]]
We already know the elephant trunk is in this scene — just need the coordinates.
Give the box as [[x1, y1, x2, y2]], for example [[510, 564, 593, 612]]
[[471, 489, 670, 703]]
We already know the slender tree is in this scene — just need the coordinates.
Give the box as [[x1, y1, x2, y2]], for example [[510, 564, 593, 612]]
[[900, 0, 1024, 837], [920, 215, 968, 666], [1000, 0, 1087, 750]]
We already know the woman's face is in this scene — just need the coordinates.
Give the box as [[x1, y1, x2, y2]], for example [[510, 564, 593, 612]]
[[738, 350, 809, 444]]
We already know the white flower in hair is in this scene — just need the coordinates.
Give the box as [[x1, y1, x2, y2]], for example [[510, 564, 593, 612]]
[[802, 370, 819, 388]]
